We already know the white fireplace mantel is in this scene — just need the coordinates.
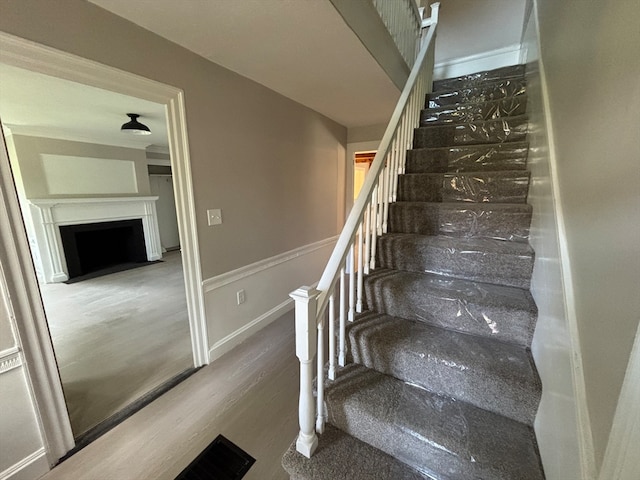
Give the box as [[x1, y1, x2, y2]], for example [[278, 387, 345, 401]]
[[27, 196, 162, 283]]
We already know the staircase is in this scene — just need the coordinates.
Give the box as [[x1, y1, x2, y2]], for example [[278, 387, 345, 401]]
[[283, 65, 545, 479]]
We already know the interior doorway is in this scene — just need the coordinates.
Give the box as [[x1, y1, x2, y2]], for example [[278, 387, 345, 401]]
[[354, 151, 376, 200], [0, 63, 194, 440], [0, 32, 207, 460]]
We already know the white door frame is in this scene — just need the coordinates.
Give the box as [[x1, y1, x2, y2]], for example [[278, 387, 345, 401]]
[[345, 141, 380, 215], [0, 32, 209, 462]]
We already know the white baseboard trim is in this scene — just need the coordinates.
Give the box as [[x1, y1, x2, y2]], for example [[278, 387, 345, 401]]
[[203, 236, 338, 363], [208, 298, 294, 363], [0, 448, 48, 480], [434, 44, 523, 80]]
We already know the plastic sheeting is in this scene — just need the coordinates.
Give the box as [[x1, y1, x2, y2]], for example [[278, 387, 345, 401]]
[[453, 116, 529, 145], [427, 78, 527, 108], [421, 96, 528, 125], [445, 144, 528, 172], [325, 364, 544, 480], [432, 64, 526, 92], [412, 116, 529, 149], [444, 171, 530, 203], [405, 143, 529, 174], [397, 171, 531, 204], [363, 268, 536, 347], [389, 202, 531, 242], [376, 234, 534, 289], [345, 312, 541, 425]]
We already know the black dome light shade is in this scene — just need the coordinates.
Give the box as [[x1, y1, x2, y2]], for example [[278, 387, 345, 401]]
[[121, 113, 151, 135]]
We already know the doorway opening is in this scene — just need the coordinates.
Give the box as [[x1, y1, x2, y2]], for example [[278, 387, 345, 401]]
[[0, 33, 207, 462], [354, 151, 376, 200]]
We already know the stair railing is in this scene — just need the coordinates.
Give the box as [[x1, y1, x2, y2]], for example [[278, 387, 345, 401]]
[[290, 3, 439, 459], [371, 0, 423, 67]]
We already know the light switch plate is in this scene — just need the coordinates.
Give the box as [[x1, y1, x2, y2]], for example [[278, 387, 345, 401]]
[[207, 209, 222, 226]]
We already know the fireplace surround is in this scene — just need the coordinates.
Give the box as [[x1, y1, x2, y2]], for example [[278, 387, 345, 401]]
[[27, 196, 162, 283]]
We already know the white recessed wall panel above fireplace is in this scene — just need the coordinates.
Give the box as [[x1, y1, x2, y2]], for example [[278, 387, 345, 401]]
[[28, 196, 162, 283]]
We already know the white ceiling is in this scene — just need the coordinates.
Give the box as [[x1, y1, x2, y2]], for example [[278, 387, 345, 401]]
[[89, 0, 402, 129], [0, 63, 168, 150], [0, 0, 527, 149]]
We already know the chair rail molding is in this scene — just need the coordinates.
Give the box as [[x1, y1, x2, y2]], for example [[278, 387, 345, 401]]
[[203, 236, 338, 363]]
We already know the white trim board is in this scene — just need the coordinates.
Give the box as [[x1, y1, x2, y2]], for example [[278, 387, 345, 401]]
[[203, 236, 338, 292], [203, 236, 338, 362], [208, 298, 295, 363], [434, 44, 524, 80], [530, 3, 596, 477], [0, 31, 208, 465], [0, 348, 22, 375], [0, 448, 48, 480], [345, 141, 381, 219]]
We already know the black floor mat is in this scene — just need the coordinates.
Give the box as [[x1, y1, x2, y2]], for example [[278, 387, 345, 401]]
[[176, 435, 255, 480]]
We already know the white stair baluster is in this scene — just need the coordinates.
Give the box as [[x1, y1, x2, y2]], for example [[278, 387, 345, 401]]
[[376, 172, 384, 236], [370, 188, 379, 270], [339, 266, 346, 366], [356, 220, 364, 313], [348, 244, 355, 322], [316, 317, 325, 434], [290, 287, 319, 458], [328, 293, 336, 380], [382, 155, 391, 233], [364, 200, 371, 275]]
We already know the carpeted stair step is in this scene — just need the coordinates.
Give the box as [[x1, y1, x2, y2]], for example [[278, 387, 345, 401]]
[[376, 234, 534, 289], [413, 115, 528, 148], [363, 268, 537, 346], [397, 170, 530, 203], [406, 142, 529, 173], [426, 78, 527, 108], [388, 202, 532, 241], [432, 64, 526, 92], [282, 424, 428, 480], [420, 96, 528, 125], [347, 312, 541, 424], [325, 364, 545, 480]]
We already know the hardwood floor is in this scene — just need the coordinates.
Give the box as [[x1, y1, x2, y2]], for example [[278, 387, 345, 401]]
[[41, 310, 299, 480], [39, 250, 193, 436]]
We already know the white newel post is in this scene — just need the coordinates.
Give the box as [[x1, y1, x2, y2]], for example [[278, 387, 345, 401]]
[[290, 286, 320, 458]]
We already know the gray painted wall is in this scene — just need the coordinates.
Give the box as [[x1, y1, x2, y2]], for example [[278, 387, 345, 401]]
[[0, 0, 347, 280], [534, 0, 640, 471]]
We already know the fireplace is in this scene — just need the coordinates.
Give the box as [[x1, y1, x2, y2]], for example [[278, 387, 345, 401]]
[[59, 219, 148, 280], [27, 196, 162, 283]]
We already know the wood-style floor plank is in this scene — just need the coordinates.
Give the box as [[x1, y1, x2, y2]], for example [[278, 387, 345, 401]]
[[41, 311, 299, 480], [39, 251, 193, 435]]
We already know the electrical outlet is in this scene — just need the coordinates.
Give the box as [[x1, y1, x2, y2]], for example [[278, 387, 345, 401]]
[[207, 209, 222, 226], [236, 289, 246, 305]]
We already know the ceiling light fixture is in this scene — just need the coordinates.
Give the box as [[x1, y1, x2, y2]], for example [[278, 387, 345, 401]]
[[121, 113, 151, 135]]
